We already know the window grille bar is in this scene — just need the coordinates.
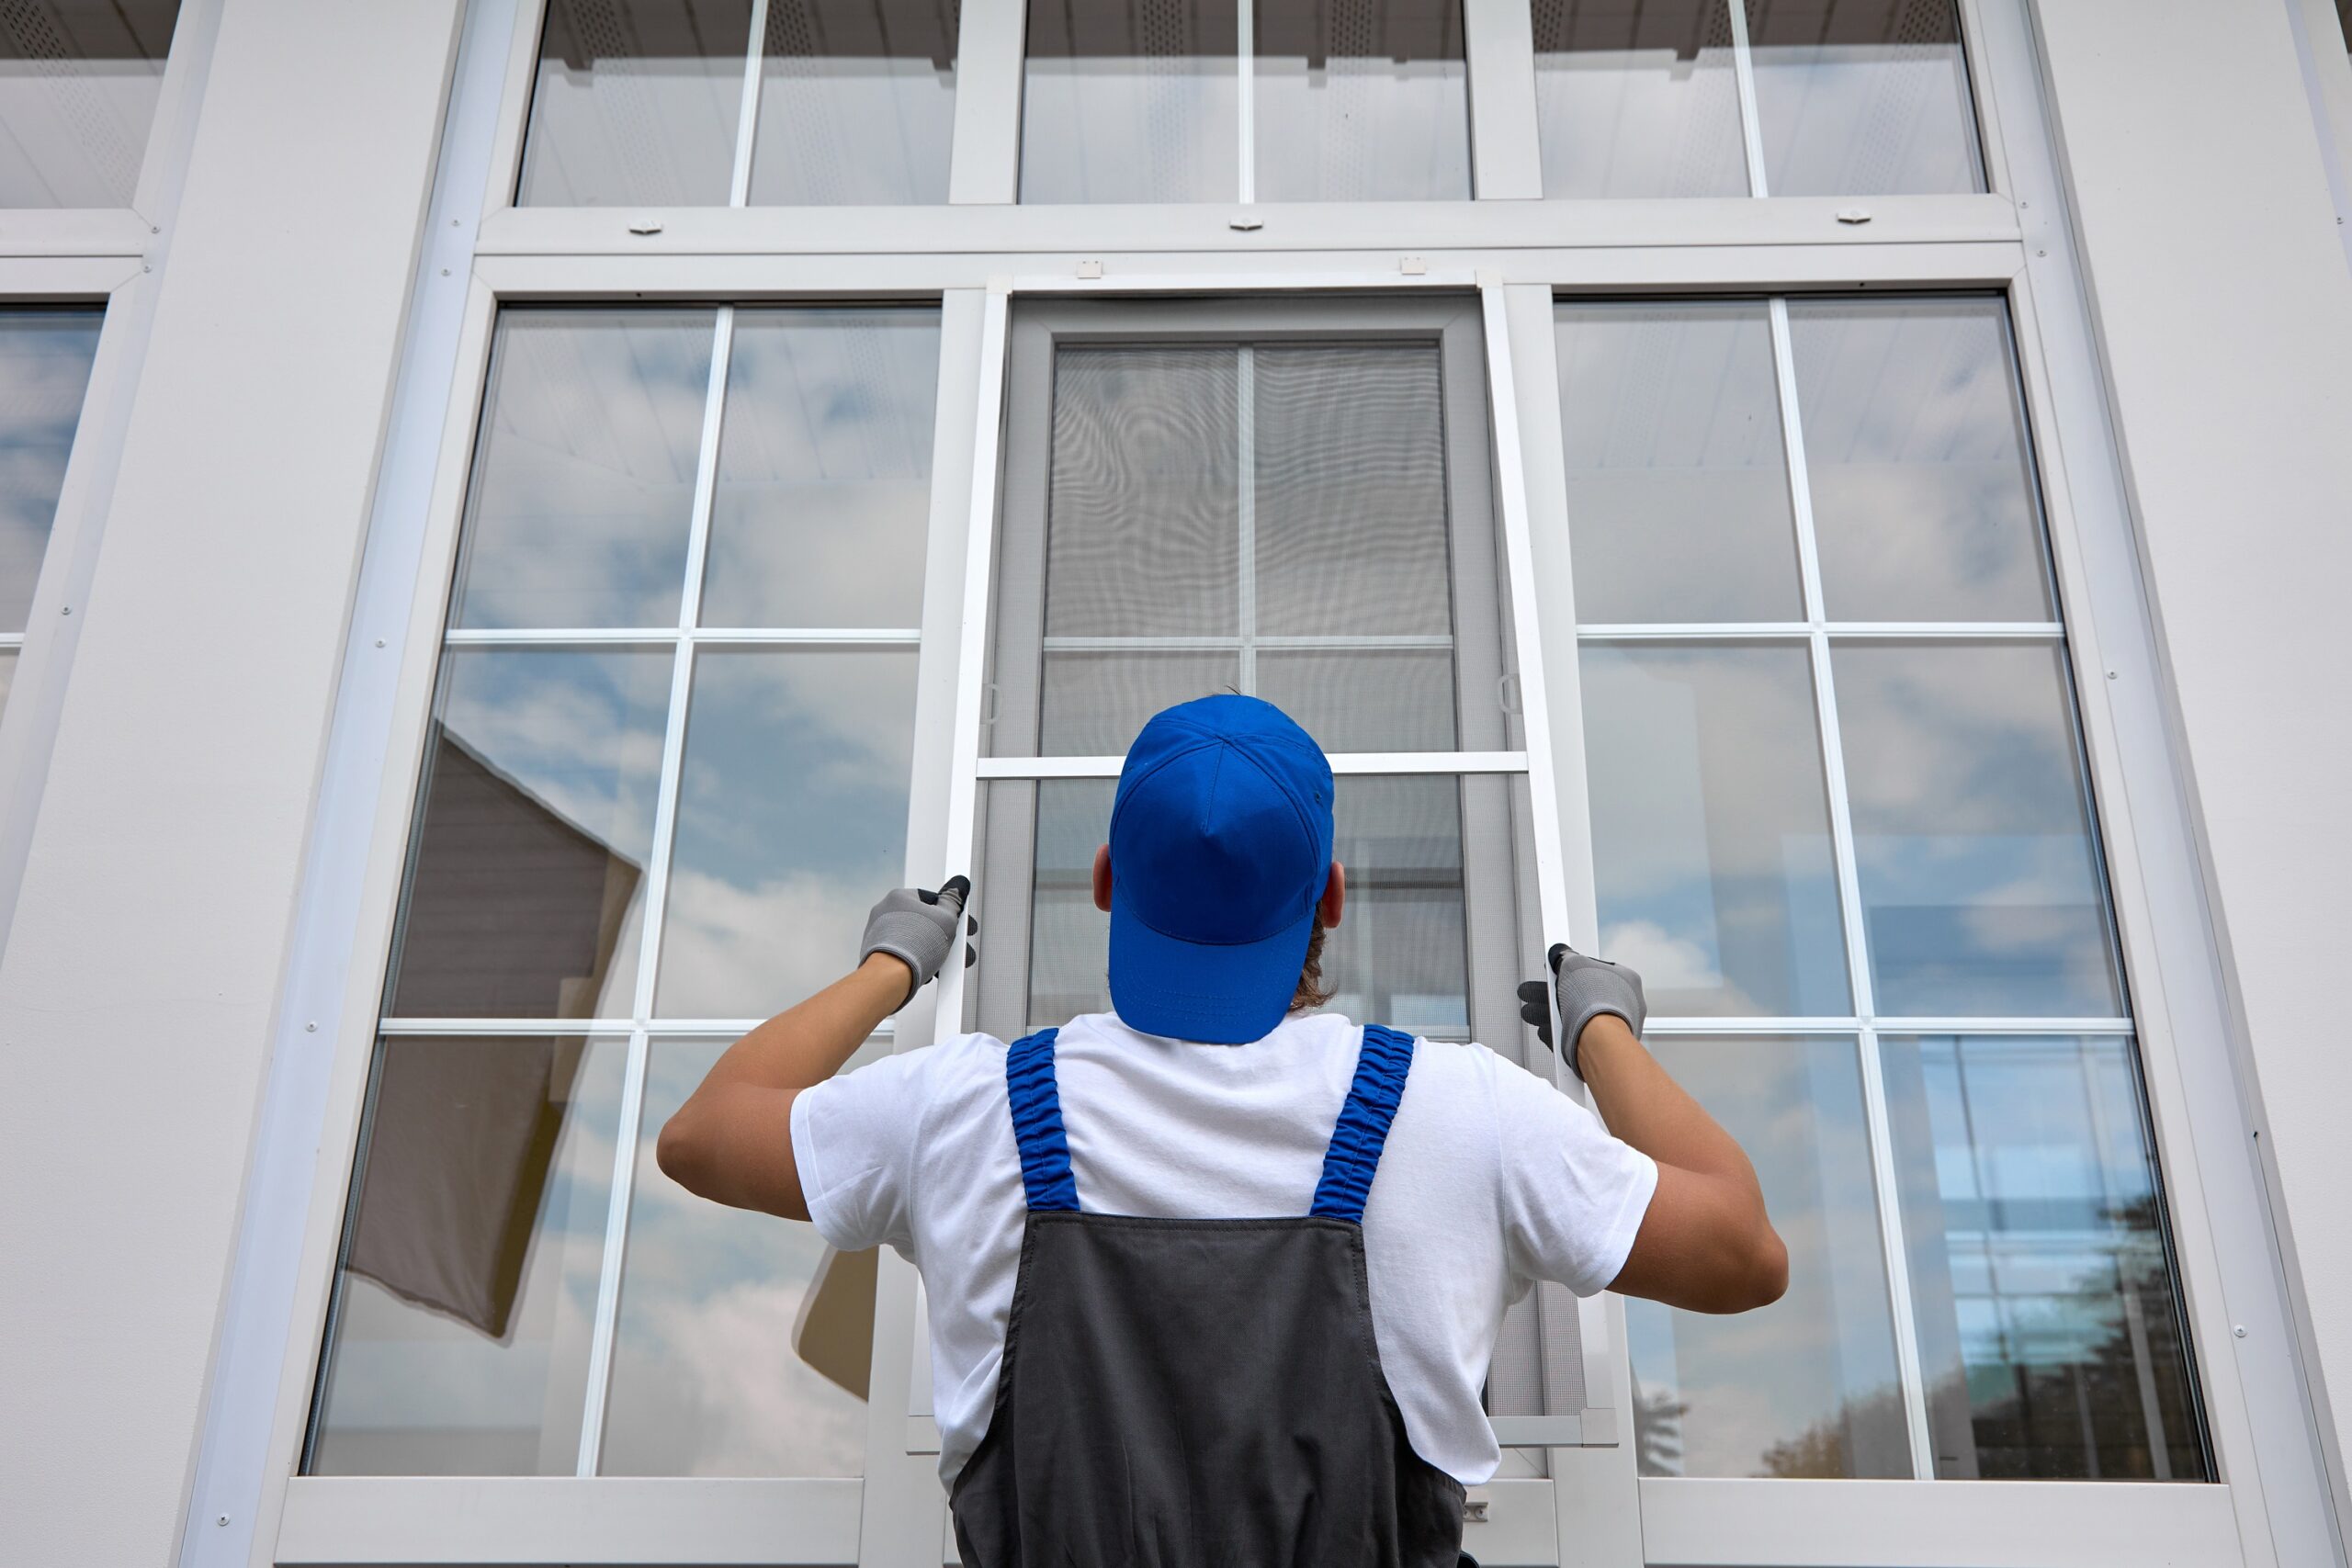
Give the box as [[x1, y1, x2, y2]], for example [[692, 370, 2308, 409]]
[[727, 0, 773, 208], [1237, 0, 1256, 204], [441, 626, 923, 646], [1725, 0, 1770, 197], [1575, 622, 2064, 641], [1040, 633, 1455, 651], [1770, 294, 1937, 1476], [976, 750, 1530, 779], [575, 304, 739, 1475], [376, 1017, 872, 1038]]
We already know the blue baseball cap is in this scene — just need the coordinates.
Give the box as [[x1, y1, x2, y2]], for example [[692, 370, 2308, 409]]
[[1106, 694, 1335, 1044]]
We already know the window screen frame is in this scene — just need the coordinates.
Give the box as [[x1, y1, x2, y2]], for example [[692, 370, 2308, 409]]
[[232, 0, 2335, 1562], [947, 294, 1597, 1477]]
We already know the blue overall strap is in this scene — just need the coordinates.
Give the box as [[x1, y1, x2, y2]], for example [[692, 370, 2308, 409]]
[[1309, 1024, 1417, 1223], [1004, 1027, 1079, 1213]]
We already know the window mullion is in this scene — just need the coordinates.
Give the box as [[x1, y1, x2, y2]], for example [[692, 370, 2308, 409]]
[[575, 1026, 650, 1475], [1770, 293, 1938, 1477], [1238, 0, 1256, 203], [729, 0, 774, 207], [1725, 0, 1770, 197]]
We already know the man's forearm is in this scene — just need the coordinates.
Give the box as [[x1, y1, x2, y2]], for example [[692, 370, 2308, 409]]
[[1576, 1015, 1762, 1189], [698, 953, 911, 1096], [655, 954, 910, 1219]]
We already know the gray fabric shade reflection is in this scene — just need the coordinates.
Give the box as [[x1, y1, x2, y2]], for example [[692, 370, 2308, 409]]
[[391, 725, 643, 1021], [361, 714, 641, 1338], [345, 1037, 588, 1340]]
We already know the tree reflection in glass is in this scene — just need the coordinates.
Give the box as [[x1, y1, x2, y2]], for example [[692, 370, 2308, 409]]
[[1883, 1034, 2206, 1479]]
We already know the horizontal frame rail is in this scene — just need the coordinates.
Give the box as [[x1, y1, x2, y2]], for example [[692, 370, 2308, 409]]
[[1577, 622, 2064, 640], [977, 750, 1528, 779]]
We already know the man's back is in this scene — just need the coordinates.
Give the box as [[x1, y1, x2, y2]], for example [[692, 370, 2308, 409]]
[[793, 1009, 1656, 1485]]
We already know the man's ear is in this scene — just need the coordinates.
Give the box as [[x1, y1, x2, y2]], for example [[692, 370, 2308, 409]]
[[1092, 844, 1114, 913], [1319, 860, 1346, 930]]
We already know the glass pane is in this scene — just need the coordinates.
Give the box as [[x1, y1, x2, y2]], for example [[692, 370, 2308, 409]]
[[746, 0, 958, 205], [1744, 0, 1984, 197], [518, 0, 754, 207], [1024, 340, 1475, 757], [1555, 303, 1803, 624], [0, 649, 15, 721], [700, 310, 940, 627], [450, 310, 716, 630], [1883, 1034, 2207, 1480], [0, 2, 175, 207], [1020, 0, 1239, 204], [309, 1036, 625, 1475], [655, 649, 917, 1018], [1022, 776, 1469, 1039], [1252, 344, 1452, 637], [1321, 776, 1471, 1035], [1024, 777, 1114, 1027], [1532, 0, 1748, 198], [1834, 641, 2124, 1017], [1256, 649, 1455, 752], [1580, 643, 1848, 1016], [602, 1037, 876, 1474], [1628, 1035, 1910, 1477], [1045, 346, 1239, 637], [1037, 650, 1239, 756], [1789, 299, 2054, 622], [1253, 0, 1471, 202], [387, 650, 671, 1021], [0, 310, 102, 631]]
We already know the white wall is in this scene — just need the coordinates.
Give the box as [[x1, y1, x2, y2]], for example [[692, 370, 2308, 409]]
[[2039, 0, 2352, 1536], [0, 3, 463, 1562]]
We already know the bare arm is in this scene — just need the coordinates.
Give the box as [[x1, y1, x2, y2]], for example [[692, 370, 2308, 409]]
[[1579, 1015, 1788, 1314], [654, 953, 909, 1221]]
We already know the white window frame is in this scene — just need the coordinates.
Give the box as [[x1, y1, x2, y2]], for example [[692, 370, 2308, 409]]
[[186, 0, 2342, 1564], [0, 0, 221, 958]]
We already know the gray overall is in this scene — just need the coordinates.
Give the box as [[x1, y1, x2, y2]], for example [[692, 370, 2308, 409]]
[[948, 1022, 1474, 1568]]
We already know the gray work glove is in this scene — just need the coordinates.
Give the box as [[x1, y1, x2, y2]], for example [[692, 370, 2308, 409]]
[[1516, 943, 1646, 1081], [860, 874, 977, 1011]]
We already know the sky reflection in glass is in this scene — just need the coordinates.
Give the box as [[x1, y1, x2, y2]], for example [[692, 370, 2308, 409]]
[[0, 310, 101, 637], [1555, 301, 1803, 624], [1628, 1036, 1909, 1478], [1580, 643, 1848, 1016], [1835, 641, 2123, 1019], [450, 310, 716, 630], [701, 310, 939, 628], [655, 649, 918, 1018], [1790, 299, 2054, 623], [602, 1037, 876, 1473]]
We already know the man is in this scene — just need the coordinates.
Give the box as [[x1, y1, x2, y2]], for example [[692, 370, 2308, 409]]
[[659, 694, 1785, 1567]]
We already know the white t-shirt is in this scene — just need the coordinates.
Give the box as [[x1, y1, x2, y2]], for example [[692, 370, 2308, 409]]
[[791, 1010, 1657, 1486]]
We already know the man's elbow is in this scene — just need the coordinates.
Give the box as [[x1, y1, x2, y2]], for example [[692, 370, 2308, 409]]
[[1687, 1224, 1789, 1314], [1741, 1225, 1790, 1312], [655, 1103, 714, 1197]]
